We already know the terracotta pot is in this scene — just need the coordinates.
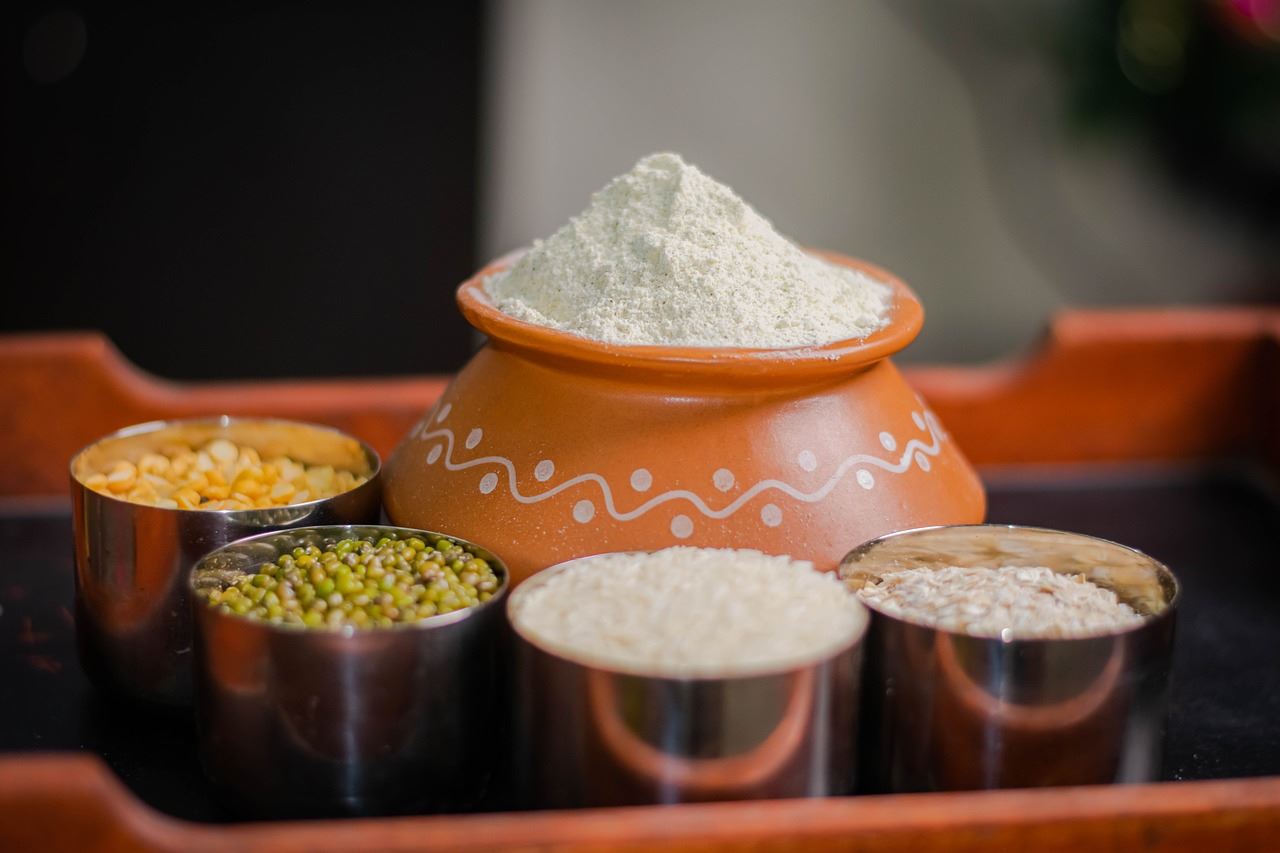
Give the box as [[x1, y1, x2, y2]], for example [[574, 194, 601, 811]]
[[384, 250, 985, 584]]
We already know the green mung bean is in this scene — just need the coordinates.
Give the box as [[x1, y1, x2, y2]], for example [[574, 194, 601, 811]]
[[199, 534, 499, 629]]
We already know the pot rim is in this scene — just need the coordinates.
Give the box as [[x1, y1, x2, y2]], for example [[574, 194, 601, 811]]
[[456, 248, 923, 381]]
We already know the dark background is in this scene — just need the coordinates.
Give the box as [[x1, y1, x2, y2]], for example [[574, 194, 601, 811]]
[[3, 2, 483, 379], [4, 2, 1276, 378]]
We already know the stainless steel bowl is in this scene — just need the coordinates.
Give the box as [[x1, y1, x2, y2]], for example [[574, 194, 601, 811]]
[[70, 417, 381, 706], [839, 524, 1178, 792], [190, 525, 510, 818], [507, 553, 870, 808]]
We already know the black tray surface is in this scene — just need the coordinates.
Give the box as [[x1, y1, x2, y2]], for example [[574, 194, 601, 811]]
[[2, 466, 1278, 823]]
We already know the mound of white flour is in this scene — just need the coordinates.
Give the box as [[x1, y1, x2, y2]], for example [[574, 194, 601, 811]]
[[483, 152, 892, 348]]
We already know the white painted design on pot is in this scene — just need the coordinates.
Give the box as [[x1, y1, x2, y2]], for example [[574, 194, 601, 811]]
[[712, 468, 735, 492], [670, 515, 694, 539], [797, 450, 817, 472], [534, 460, 555, 482], [630, 468, 653, 492], [417, 410, 945, 525]]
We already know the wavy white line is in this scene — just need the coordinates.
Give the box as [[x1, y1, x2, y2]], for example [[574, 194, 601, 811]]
[[414, 410, 944, 523]]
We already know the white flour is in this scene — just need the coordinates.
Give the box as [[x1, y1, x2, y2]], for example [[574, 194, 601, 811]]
[[483, 152, 892, 348]]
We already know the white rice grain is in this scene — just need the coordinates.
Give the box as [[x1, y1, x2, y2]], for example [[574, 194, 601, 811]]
[[509, 547, 868, 677]]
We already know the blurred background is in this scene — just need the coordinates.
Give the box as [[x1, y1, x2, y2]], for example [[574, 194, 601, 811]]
[[4, 0, 1277, 378]]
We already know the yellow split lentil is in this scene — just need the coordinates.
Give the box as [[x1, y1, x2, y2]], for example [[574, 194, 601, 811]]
[[80, 437, 368, 510]]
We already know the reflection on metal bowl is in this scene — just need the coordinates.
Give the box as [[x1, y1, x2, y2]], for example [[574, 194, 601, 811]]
[[70, 416, 381, 706], [508, 553, 869, 807], [190, 525, 511, 818], [840, 524, 1178, 792]]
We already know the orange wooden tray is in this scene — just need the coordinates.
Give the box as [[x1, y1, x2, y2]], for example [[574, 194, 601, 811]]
[[2, 309, 1279, 851]]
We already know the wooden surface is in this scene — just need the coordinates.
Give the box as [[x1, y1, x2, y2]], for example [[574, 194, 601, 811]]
[[2, 754, 1279, 852], [907, 308, 1280, 467], [3, 309, 1278, 499], [0, 333, 448, 499], [2, 310, 1280, 851]]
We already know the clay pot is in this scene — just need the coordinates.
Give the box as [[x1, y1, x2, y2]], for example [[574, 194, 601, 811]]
[[383, 250, 985, 584]]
